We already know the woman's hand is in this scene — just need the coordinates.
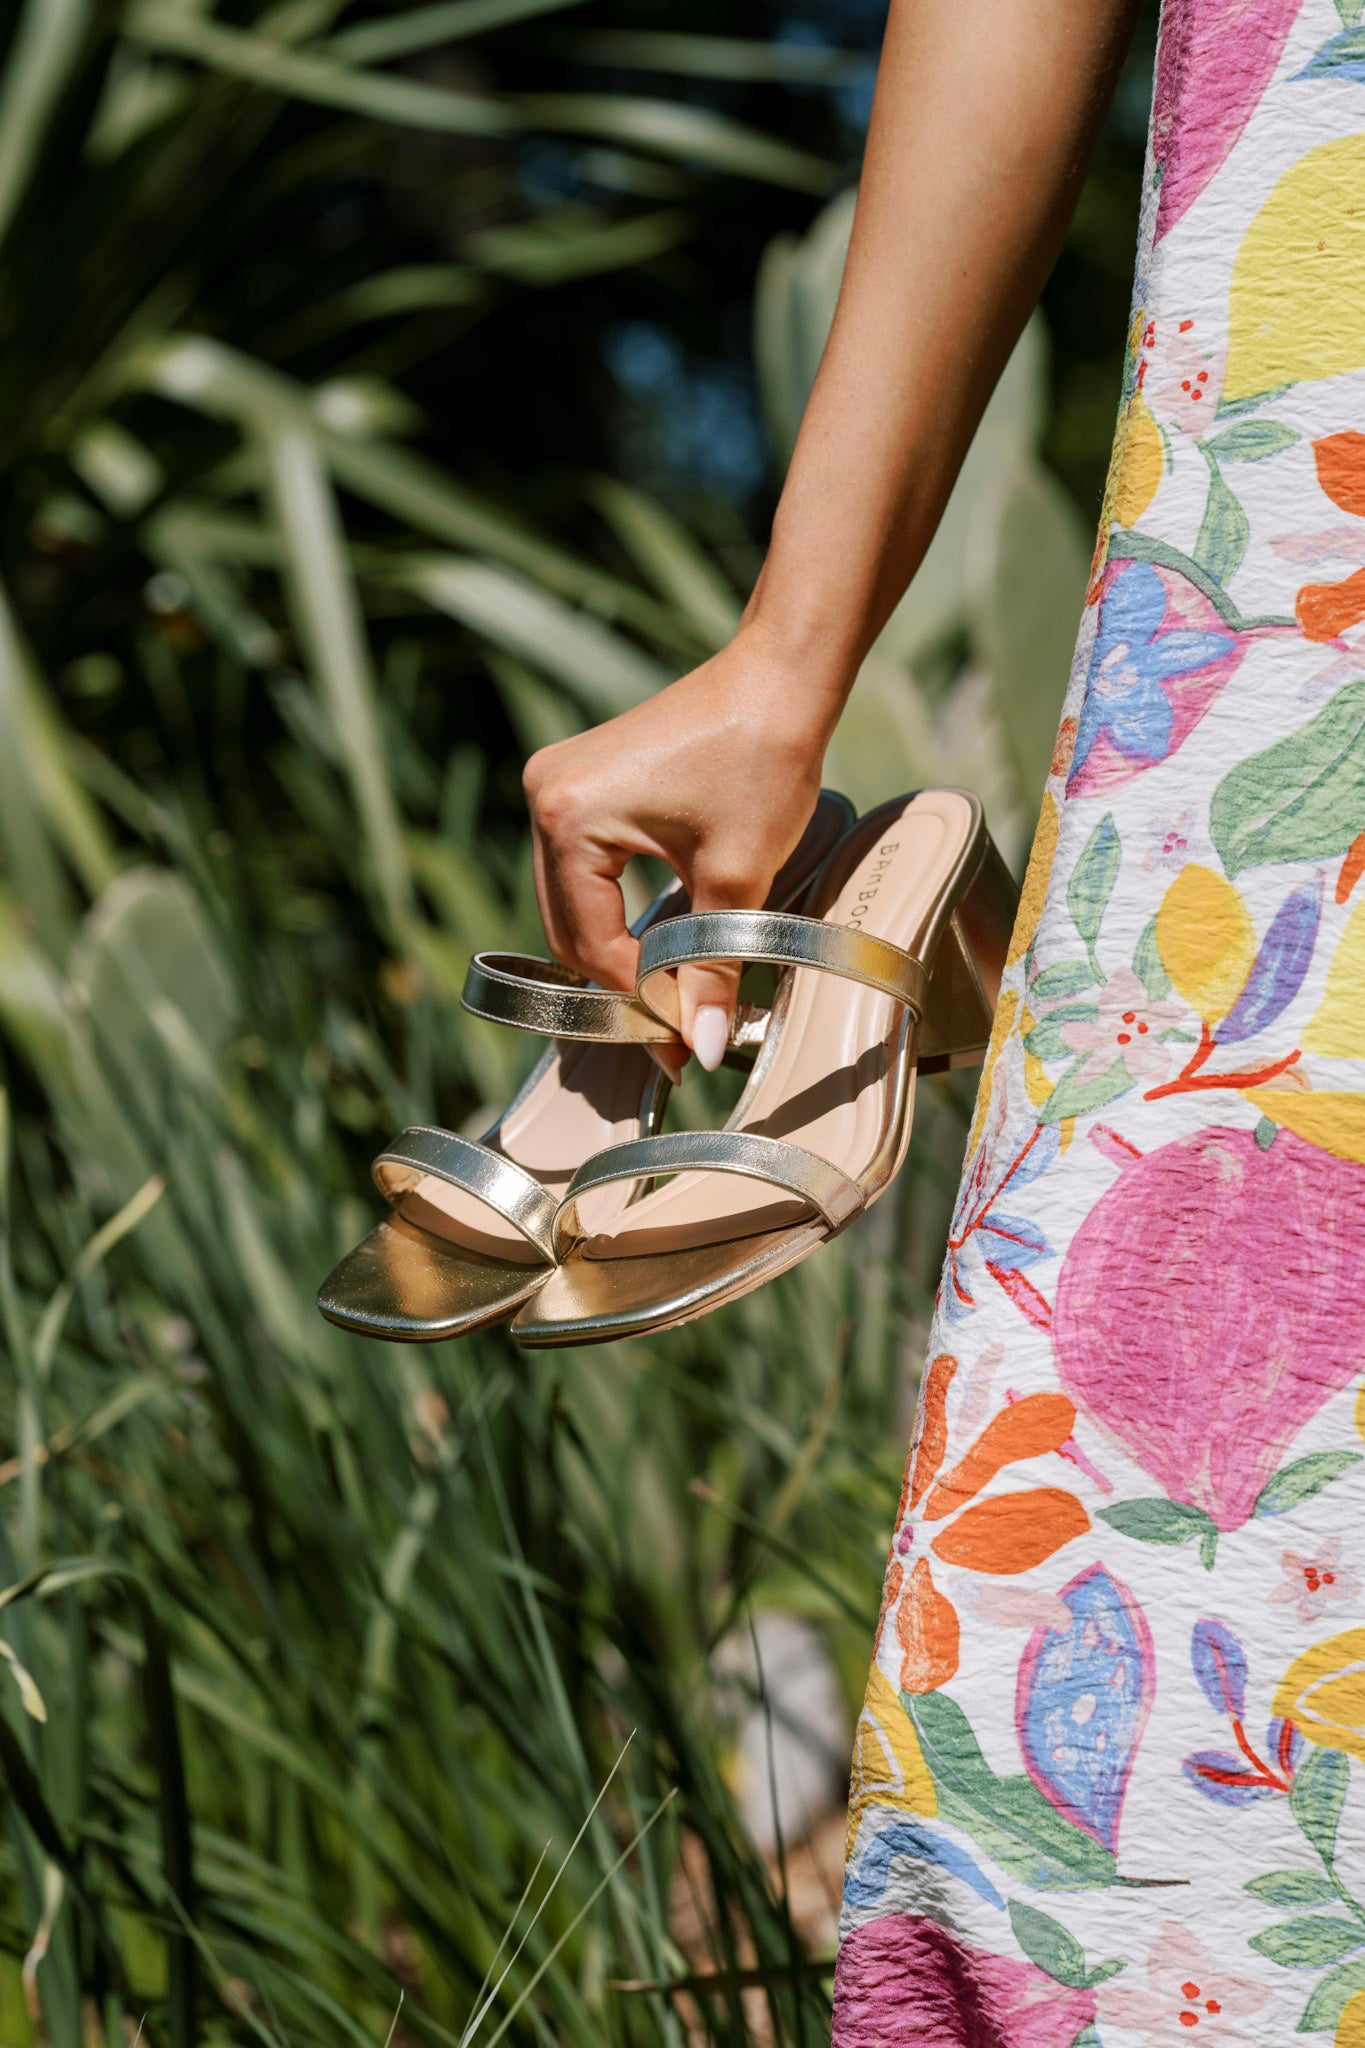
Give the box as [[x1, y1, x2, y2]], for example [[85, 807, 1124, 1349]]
[[523, 624, 834, 1070]]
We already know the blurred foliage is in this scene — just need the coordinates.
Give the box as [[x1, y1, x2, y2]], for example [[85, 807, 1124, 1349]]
[[0, 0, 1153, 2042]]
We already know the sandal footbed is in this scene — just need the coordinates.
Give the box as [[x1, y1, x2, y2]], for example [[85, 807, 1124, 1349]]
[[510, 1221, 827, 1347]]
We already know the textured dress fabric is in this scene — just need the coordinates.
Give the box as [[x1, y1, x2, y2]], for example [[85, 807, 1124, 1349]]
[[834, 3, 1365, 2042]]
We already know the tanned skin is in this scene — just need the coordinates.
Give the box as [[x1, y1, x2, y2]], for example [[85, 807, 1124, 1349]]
[[523, 0, 1143, 1070]]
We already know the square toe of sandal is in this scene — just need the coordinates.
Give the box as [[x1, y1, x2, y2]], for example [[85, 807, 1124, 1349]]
[[316, 1215, 549, 1341], [511, 1223, 825, 1346]]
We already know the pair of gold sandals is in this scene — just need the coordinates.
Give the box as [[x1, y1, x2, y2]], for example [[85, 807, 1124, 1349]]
[[316, 789, 1017, 1348]]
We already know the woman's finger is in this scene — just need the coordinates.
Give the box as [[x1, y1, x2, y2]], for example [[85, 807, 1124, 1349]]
[[675, 855, 774, 1071], [538, 828, 640, 992]]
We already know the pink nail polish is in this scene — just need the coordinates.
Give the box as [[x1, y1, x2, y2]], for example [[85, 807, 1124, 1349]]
[[692, 1005, 728, 1073]]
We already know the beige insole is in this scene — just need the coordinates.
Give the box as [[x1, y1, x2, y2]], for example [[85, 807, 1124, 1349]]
[[581, 791, 978, 1260], [399, 1040, 657, 1264]]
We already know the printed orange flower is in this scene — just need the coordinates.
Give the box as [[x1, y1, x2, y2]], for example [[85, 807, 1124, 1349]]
[[890, 1355, 1090, 1695], [1297, 433, 1365, 642]]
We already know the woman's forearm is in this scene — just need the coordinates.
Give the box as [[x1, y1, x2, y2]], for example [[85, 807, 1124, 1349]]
[[522, 0, 1142, 1050], [743, 0, 1142, 736]]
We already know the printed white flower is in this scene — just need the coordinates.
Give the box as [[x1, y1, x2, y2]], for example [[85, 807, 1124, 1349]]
[[1058, 969, 1186, 1085], [1268, 1538, 1360, 1623], [1142, 807, 1204, 873], [1096, 1923, 1271, 2044], [1145, 320, 1226, 436]]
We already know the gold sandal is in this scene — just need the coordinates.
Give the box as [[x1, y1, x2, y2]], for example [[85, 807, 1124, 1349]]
[[314, 791, 854, 1342], [511, 791, 1015, 1348]]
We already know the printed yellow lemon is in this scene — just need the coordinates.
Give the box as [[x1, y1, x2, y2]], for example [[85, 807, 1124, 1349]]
[[1225, 136, 1365, 401], [1113, 392, 1164, 529], [1336, 1993, 1365, 2048], [1273, 1628, 1365, 1762], [1304, 899, 1365, 1058], [1155, 863, 1256, 1023], [1245, 1089, 1365, 1166], [1007, 791, 1059, 967]]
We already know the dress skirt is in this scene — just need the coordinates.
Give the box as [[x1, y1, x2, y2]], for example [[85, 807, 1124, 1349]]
[[834, 2, 1365, 2040]]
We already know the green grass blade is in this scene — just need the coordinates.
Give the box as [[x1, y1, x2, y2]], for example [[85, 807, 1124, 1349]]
[[477, 1787, 679, 2047], [263, 424, 412, 933], [551, 30, 869, 83], [516, 94, 840, 193], [32, 1175, 165, 1380], [589, 478, 741, 644], [461, 206, 696, 287], [0, 0, 94, 256], [327, 0, 591, 65], [126, 1, 517, 136], [402, 555, 668, 714]]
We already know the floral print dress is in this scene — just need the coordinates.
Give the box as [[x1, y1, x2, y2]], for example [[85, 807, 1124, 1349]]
[[834, 3, 1365, 2042]]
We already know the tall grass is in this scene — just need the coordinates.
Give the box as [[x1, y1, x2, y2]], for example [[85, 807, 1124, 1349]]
[[0, 2, 1107, 2041]]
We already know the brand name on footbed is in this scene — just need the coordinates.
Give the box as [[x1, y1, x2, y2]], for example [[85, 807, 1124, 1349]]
[[846, 841, 899, 932]]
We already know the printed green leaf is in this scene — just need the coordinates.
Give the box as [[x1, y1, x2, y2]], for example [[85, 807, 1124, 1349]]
[[1211, 676, 1365, 877], [1194, 466, 1250, 586], [1297, 24, 1365, 70], [1082, 1960, 1127, 1989], [1249, 1917, 1365, 1969], [906, 1693, 1116, 1891], [1038, 1058, 1134, 1128], [1066, 813, 1120, 950], [1245, 1870, 1341, 1910], [1097, 1499, 1219, 1565], [1298, 1958, 1365, 2034], [1030, 960, 1098, 1000], [1008, 1901, 1090, 1988], [1024, 1004, 1099, 1061], [1134, 913, 1173, 999], [1216, 383, 1293, 422], [1201, 421, 1300, 462], [1255, 1452, 1362, 1518], [1291, 1750, 1352, 1868]]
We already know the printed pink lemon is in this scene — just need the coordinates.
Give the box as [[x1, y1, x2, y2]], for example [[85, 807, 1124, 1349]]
[[1053, 1127, 1365, 1530], [1152, 0, 1303, 241], [833, 1915, 1096, 2048]]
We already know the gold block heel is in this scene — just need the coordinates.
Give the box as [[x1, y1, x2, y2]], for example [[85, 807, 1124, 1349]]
[[917, 836, 1017, 1074]]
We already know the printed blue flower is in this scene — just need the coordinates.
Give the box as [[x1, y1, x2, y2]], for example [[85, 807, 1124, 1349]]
[[1072, 561, 1231, 779]]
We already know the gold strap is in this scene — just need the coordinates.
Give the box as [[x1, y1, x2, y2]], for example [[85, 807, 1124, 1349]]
[[462, 952, 680, 1045], [373, 1125, 557, 1262], [462, 951, 774, 1052], [635, 910, 927, 1032], [553, 1128, 863, 1257]]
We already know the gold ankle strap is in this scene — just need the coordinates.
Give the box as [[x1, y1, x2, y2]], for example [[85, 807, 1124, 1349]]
[[462, 952, 681, 1044]]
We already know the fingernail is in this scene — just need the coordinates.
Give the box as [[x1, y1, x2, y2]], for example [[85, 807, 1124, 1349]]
[[648, 1041, 688, 1082], [692, 1005, 728, 1073]]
